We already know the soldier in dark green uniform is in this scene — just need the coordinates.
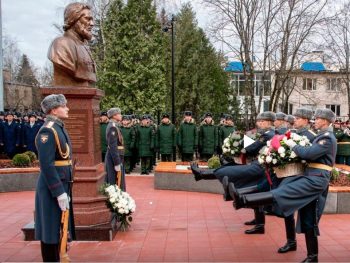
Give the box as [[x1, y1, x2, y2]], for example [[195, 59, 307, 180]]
[[177, 111, 197, 162], [35, 94, 75, 262], [131, 115, 140, 171], [216, 113, 226, 155], [137, 115, 155, 174], [100, 111, 108, 162], [335, 120, 350, 165], [199, 112, 217, 161], [219, 114, 235, 150], [157, 113, 176, 162], [120, 115, 136, 174], [149, 115, 157, 171]]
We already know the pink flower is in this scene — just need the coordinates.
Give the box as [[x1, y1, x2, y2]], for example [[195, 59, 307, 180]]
[[270, 135, 284, 150]]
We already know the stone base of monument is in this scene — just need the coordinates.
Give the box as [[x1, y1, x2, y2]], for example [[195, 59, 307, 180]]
[[22, 221, 117, 241], [154, 162, 224, 194]]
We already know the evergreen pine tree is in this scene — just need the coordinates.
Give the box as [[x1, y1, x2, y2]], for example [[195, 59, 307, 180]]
[[99, 0, 166, 115], [16, 54, 39, 86]]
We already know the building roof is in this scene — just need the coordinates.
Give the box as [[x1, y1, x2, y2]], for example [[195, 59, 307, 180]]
[[301, 62, 326, 72], [225, 61, 244, 72]]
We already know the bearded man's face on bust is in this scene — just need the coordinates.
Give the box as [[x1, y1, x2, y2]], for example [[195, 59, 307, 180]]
[[73, 9, 94, 41]]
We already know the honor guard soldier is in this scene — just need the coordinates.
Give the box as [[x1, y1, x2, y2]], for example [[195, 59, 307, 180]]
[[137, 115, 155, 174], [23, 112, 41, 156], [35, 94, 75, 262], [219, 114, 235, 151], [1, 111, 21, 158], [177, 111, 197, 162], [335, 120, 350, 165], [198, 112, 217, 161], [157, 113, 176, 162], [274, 112, 288, 134], [233, 108, 337, 262], [100, 111, 108, 162], [285, 114, 295, 130], [105, 108, 126, 190], [120, 115, 136, 174]]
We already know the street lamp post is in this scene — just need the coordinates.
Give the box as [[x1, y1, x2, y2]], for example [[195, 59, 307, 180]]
[[163, 15, 176, 161]]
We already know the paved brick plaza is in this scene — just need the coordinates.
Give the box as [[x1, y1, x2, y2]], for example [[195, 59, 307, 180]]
[[0, 176, 349, 262]]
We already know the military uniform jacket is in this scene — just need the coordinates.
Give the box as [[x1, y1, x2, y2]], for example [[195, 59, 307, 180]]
[[23, 122, 41, 153], [157, 121, 176, 155], [199, 121, 218, 155], [120, 125, 136, 157], [105, 120, 124, 166], [276, 126, 288, 135], [2, 121, 20, 154], [177, 120, 198, 154], [219, 125, 235, 148], [34, 116, 74, 244], [100, 122, 108, 154], [137, 125, 155, 157], [272, 129, 336, 233], [335, 128, 350, 156]]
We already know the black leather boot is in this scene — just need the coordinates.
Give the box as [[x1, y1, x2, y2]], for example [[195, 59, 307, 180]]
[[278, 215, 297, 253], [245, 208, 265, 234], [190, 162, 216, 181], [229, 183, 259, 210], [244, 218, 256, 225], [302, 230, 318, 262], [222, 176, 232, 201], [242, 191, 274, 208]]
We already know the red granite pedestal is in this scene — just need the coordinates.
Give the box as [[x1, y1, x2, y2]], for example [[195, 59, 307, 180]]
[[22, 86, 116, 241]]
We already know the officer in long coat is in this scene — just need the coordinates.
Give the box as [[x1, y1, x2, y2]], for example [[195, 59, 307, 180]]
[[105, 108, 126, 190], [120, 115, 136, 174], [198, 112, 217, 161], [177, 111, 197, 162], [234, 108, 337, 263], [1, 111, 20, 158], [157, 113, 176, 162], [35, 94, 75, 262], [22, 112, 41, 155]]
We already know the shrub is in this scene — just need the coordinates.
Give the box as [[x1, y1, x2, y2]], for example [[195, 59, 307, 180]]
[[330, 168, 339, 182], [12, 153, 31, 167], [208, 155, 221, 169], [23, 151, 37, 162]]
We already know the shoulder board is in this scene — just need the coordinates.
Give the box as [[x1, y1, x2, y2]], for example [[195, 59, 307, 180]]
[[308, 129, 317, 136], [45, 121, 54, 128], [324, 132, 330, 136], [112, 122, 116, 127]]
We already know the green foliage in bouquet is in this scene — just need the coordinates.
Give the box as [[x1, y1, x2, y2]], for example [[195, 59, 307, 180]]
[[208, 155, 221, 169], [12, 153, 31, 167], [330, 168, 339, 182]]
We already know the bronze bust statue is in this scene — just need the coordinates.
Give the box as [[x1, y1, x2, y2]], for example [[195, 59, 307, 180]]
[[48, 2, 96, 87]]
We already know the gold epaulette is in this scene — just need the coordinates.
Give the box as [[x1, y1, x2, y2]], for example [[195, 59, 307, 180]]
[[48, 127, 70, 159]]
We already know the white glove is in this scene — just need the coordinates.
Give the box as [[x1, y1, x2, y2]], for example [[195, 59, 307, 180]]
[[57, 193, 70, 211], [114, 165, 121, 172], [241, 148, 246, 154]]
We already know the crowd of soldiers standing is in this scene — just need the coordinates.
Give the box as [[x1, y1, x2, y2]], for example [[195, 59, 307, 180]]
[[99, 110, 237, 174], [0, 111, 45, 158]]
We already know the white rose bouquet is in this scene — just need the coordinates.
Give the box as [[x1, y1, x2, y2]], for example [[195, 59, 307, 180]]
[[222, 132, 243, 157], [258, 131, 311, 168], [100, 183, 136, 231]]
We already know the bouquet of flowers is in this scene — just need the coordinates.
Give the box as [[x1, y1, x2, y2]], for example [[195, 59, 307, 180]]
[[100, 183, 136, 231], [258, 131, 312, 177], [222, 132, 243, 157]]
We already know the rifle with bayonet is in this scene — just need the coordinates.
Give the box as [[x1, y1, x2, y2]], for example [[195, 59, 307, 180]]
[[59, 158, 77, 262]]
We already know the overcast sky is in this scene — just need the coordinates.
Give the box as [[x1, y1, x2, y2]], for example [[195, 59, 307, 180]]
[[2, 0, 212, 69]]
